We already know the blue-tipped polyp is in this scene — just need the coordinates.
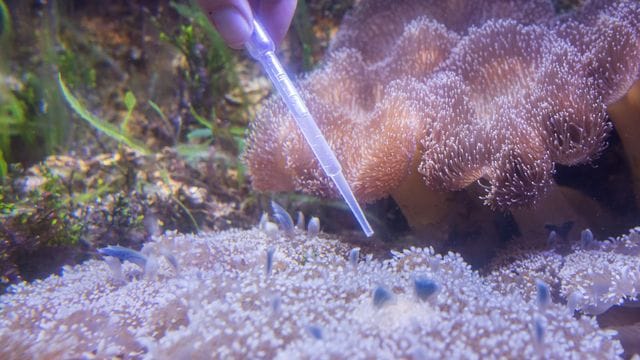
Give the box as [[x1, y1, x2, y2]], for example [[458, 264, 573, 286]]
[[98, 245, 147, 268], [373, 286, 393, 308], [271, 201, 294, 232], [535, 279, 550, 309], [266, 246, 276, 278], [414, 276, 439, 301], [306, 324, 323, 340], [348, 248, 360, 269]]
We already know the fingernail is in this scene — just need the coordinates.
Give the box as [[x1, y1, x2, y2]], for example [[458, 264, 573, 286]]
[[210, 7, 252, 48]]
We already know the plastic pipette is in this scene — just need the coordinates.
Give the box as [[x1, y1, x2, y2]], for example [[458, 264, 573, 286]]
[[245, 19, 374, 237]]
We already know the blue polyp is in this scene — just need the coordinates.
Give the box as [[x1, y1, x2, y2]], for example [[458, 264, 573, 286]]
[[98, 245, 147, 268], [348, 248, 360, 269], [271, 201, 294, 232], [306, 324, 323, 340], [373, 286, 393, 308], [414, 276, 439, 301], [535, 279, 550, 309], [266, 246, 276, 278]]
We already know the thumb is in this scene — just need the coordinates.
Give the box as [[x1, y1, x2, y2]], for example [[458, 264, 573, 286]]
[[197, 0, 254, 49]]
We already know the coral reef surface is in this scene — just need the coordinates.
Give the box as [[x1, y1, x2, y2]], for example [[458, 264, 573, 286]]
[[2, 224, 640, 358]]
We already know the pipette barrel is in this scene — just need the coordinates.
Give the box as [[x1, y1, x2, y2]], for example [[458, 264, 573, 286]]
[[247, 20, 341, 176], [246, 19, 373, 236]]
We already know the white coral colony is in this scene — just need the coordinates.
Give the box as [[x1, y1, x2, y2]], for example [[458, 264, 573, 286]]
[[0, 225, 630, 358]]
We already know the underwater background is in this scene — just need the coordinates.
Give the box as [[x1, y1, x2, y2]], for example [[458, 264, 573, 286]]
[[1, 0, 640, 358], [0, 0, 344, 286]]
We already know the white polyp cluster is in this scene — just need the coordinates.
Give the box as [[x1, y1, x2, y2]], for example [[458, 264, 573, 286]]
[[0, 227, 624, 359], [488, 226, 640, 336]]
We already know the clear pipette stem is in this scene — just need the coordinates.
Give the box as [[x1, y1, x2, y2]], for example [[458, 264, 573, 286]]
[[246, 19, 373, 237]]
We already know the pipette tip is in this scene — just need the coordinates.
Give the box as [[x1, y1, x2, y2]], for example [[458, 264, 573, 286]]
[[331, 172, 374, 237]]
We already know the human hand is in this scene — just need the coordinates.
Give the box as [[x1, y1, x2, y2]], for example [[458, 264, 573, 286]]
[[197, 0, 297, 49]]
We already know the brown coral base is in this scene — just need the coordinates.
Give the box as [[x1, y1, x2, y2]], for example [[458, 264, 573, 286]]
[[390, 169, 505, 266], [608, 80, 640, 209], [390, 167, 622, 264], [511, 185, 616, 242]]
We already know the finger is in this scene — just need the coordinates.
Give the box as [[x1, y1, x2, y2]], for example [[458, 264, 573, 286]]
[[252, 0, 297, 47], [198, 0, 254, 49]]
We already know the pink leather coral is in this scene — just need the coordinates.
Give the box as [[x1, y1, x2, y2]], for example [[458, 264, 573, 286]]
[[244, 0, 640, 209]]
